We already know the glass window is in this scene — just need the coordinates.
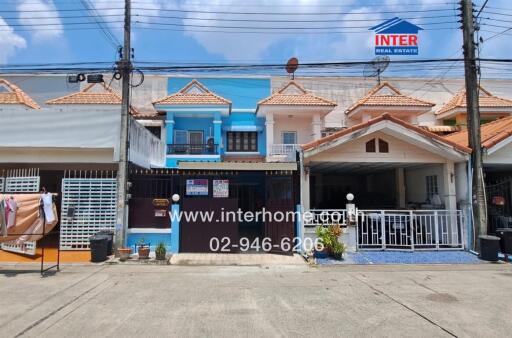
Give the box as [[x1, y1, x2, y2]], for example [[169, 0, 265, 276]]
[[227, 132, 258, 152], [174, 130, 188, 144], [426, 175, 439, 201], [282, 131, 297, 145]]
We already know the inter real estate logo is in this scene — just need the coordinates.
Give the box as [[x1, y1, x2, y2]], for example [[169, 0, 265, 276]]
[[370, 17, 423, 55]]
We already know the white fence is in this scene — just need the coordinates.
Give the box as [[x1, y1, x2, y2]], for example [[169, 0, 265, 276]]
[[358, 210, 464, 250], [304, 208, 464, 251], [60, 172, 117, 250], [129, 118, 165, 168]]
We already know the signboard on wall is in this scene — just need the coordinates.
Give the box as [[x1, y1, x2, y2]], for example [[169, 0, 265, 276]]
[[213, 180, 229, 198], [186, 179, 209, 196]]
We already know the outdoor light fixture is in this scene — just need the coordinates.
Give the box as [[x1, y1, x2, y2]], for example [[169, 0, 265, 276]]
[[87, 74, 104, 83], [67, 73, 85, 83], [172, 194, 180, 203], [346, 193, 354, 201]]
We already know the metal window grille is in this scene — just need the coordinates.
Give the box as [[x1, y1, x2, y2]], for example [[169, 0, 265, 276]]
[[60, 171, 117, 250], [426, 175, 439, 201], [1, 168, 40, 255]]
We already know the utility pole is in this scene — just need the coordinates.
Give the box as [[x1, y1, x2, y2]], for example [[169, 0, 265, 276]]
[[114, 0, 132, 253], [461, 0, 487, 247]]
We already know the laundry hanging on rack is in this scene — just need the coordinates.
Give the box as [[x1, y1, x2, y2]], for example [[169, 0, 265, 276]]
[[0, 193, 58, 244]]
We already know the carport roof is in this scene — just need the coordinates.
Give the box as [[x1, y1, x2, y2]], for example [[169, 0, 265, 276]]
[[444, 115, 512, 150], [302, 113, 471, 153]]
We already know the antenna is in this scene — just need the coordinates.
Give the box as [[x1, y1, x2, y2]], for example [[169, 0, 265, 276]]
[[363, 56, 390, 85], [285, 57, 299, 80]]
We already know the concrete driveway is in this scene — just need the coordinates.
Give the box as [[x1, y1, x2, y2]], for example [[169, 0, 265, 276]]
[[0, 263, 511, 337]]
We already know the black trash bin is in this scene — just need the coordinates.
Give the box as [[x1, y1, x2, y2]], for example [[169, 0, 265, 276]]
[[89, 235, 109, 263], [97, 230, 114, 255], [496, 228, 512, 255], [479, 235, 501, 262]]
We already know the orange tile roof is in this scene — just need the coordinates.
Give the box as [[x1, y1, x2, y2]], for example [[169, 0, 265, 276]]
[[46, 82, 139, 114], [420, 125, 460, 133], [436, 86, 512, 115], [444, 116, 512, 149], [302, 113, 471, 153], [258, 80, 337, 106], [345, 81, 434, 115], [153, 80, 231, 106], [0, 78, 40, 109]]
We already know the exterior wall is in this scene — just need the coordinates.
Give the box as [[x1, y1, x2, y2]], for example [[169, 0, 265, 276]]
[[308, 131, 447, 163], [0, 105, 122, 163], [485, 142, 512, 164], [273, 115, 314, 144], [405, 165, 445, 205]]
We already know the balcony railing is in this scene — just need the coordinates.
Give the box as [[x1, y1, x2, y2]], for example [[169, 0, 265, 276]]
[[268, 144, 300, 161], [167, 143, 219, 155]]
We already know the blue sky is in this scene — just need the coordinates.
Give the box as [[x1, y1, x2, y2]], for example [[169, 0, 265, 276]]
[[0, 0, 511, 78]]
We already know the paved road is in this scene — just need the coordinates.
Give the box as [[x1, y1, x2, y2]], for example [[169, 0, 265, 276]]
[[0, 263, 511, 337]]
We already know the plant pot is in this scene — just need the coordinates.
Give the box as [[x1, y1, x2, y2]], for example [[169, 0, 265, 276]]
[[118, 248, 132, 261], [155, 251, 166, 261], [138, 246, 150, 259], [314, 248, 329, 259]]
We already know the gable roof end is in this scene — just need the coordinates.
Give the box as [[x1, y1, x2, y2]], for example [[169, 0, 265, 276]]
[[436, 85, 512, 115], [0, 78, 40, 109], [302, 113, 471, 154], [258, 80, 337, 106], [152, 79, 231, 106], [345, 81, 435, 115]]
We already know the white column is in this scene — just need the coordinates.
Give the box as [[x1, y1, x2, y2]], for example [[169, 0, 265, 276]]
[[396, 167, 406, 208], [443, 161, 457, 210], [265, 112, 274, 159], [312, 113, 322, 140], [443, 161, 458, 244], [301, 166, 311, 211]]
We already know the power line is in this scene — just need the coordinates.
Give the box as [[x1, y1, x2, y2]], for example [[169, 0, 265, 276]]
[[79, 0, 121, 49]]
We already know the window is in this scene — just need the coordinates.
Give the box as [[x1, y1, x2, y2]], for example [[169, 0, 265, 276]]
[[378, 139, 389, 153], [366, 138, 389, 153], [174, 130, 188, 144], [227, 132, 257, 152], [426, 175, 439, 201], [366, 139, 376, 152], [189, 131, 204, 145], [282, 131, 297, 145]]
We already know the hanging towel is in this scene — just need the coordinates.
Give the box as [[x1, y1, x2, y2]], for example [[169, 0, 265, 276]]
[[41, 193, 55, 224], [6, 197, 17, 229], [0, 199, 6, 237]]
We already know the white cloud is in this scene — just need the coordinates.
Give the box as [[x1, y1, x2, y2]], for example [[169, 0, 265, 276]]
[[17, 0, 63, 41], [0, 17, 27, 64]]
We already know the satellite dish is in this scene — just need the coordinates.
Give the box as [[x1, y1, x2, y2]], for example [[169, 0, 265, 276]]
[[286, 57, 299, 79], [363, 56, 390, 85]]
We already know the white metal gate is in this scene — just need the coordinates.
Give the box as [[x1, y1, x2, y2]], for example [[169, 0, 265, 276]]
[[1, 168, 40, 255], [60, 171, 117, 250], [357, 210, 464, 250]]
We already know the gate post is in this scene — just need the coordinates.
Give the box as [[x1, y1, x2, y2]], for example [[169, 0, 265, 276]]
[[409, 210, 415, 251], [170, 195, 180, 253], [380, 210, 386, 250]]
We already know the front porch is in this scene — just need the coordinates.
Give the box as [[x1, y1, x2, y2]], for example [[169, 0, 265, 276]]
[[300, 114, 471, 251]]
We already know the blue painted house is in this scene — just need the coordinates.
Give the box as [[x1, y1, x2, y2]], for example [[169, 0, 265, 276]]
[[153, 78, 270, 168]]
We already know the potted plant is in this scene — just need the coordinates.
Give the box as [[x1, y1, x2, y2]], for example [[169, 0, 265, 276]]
[[331, 241, 346, 260], [137, 238, 150, 259], [314, 226, 331, 258], [118, 247, 132, 261], [155, 242, 167, 260]]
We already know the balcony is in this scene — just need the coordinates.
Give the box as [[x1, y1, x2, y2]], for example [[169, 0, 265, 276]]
[[167, 143, 219, 155], [268, 144, 300, 162]]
